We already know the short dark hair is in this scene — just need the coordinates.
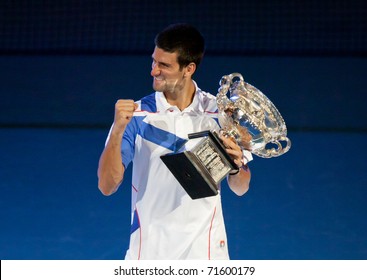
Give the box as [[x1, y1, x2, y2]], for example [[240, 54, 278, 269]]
[[155, 23, 205, 69]]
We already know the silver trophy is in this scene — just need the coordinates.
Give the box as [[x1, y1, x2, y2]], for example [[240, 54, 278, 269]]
[[217, 73, 291, 158], [161, 73, 291, 199]]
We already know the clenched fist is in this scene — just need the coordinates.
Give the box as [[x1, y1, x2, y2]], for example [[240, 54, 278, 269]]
[[113, 99, 138, 132]]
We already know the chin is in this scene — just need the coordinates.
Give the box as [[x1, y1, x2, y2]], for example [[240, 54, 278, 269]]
[[153, 82, 165, 92], [152, 84, 162, 92]]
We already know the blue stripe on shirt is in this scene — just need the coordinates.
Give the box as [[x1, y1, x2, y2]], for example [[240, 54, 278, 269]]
[[138, 121, 187, 152], [130, 209, 140, 234], [140, 93, 157, 112], [122, 115, 187, 168]]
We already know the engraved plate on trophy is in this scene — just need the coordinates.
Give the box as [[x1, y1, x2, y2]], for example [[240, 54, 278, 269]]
[[161, 73, 291, 199], [161, 130, 238, 199]]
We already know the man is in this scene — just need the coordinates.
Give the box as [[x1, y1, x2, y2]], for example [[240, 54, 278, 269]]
[[97, 23, 251, 259]]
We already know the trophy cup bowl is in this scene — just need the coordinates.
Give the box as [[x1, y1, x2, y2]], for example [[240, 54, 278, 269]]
[[217, 73, 291, 158], [161, 73, 291, 199]]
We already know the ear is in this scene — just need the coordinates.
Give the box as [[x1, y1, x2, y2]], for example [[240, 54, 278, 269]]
[[184, 62, 196, 78]]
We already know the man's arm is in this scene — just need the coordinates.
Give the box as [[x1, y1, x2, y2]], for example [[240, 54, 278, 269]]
[[227, 164, 251, 196], [220, 136, 251, 196], [97, 100, 137, 196], [97, 125, 125, 195]]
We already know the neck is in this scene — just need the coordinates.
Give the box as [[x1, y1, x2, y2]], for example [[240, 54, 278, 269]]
[[164, 80, 196, 111]]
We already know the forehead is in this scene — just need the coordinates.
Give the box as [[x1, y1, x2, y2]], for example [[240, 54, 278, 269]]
[[152, 47, 179, 64]]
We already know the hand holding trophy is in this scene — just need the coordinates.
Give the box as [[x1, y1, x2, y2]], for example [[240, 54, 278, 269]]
[[161, 73, 291, 199]]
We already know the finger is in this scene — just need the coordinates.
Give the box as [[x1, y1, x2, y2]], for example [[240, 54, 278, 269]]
[[121, 111, 134, 119], [225, 151, 243, 168], [116, 100, 135, 108], [222, 140, 243, 168], [225, 147, 242, 158], [116, 100, 138, 114], [221, 136, 240, 151]]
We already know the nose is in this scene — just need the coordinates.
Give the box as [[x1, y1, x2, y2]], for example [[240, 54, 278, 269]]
[[151, 62, 160, 77]]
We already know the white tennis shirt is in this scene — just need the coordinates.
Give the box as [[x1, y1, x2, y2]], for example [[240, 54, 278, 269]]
[[110, 83, 246, 259]]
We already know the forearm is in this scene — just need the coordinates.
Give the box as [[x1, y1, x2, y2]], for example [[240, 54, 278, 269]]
[[97, 127, 125, 196], [227, 165, 251, 196]]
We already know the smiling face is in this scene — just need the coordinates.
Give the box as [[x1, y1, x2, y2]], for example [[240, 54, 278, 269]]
[[151, 47, 187, 95]]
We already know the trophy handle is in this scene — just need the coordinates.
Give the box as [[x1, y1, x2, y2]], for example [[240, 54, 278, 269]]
[[256, 136, 292, 158], [217, 73, 249, 145], [217, 73, 243, 111]]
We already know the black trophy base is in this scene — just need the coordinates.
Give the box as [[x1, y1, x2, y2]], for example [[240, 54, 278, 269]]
[[160, 130, 238, 200], [161, 152, 218, 199]]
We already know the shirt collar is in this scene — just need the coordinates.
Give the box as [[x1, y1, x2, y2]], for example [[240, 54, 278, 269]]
[[155, 80, 205, 113]]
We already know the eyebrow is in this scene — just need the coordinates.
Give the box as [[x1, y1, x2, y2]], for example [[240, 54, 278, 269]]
[[152, 56, 171, 68]]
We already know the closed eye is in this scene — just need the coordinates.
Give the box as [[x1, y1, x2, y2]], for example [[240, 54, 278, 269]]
[[152, 58, 171, 69]]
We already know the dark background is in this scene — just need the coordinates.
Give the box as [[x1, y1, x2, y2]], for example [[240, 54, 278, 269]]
[[0, 0, 366, 259]]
